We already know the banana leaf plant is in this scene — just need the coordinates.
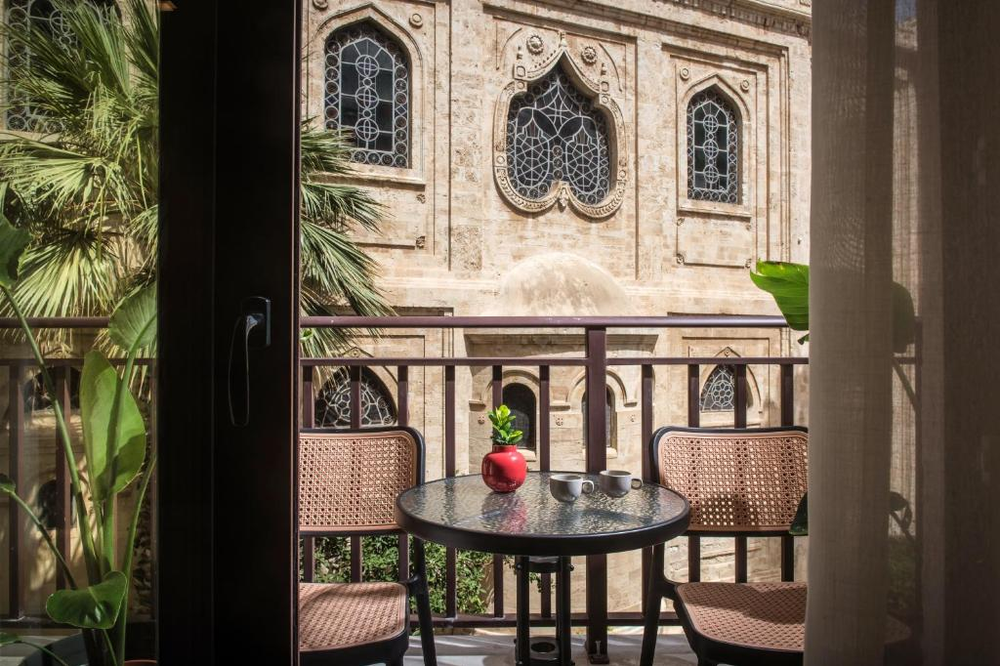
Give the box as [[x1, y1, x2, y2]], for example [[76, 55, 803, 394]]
[[749, 260, 916, 536], [0, 215, 156, 666]]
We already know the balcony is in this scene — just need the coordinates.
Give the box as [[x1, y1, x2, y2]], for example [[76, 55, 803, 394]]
[[1, 314, 807, 664]]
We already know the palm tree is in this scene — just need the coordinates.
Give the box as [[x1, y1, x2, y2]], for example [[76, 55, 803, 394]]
[[0, 0, 392, 353]]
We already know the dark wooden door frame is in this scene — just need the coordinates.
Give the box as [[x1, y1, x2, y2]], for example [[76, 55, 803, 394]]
[[158, 1, 301, 663]]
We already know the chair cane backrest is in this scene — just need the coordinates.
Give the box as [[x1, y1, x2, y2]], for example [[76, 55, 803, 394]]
[[650, 426, 808, 534], [298, 427, 423, 535]]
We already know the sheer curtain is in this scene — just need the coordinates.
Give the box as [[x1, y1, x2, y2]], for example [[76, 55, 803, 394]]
[[807, 1, 999, 664]]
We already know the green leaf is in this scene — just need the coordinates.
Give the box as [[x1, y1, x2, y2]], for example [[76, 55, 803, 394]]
[[749, 261, 810, 332], [80, 351, 146, 500], [108, 283, 157, 353], [0, 473, 14, 494], [0, 632, 20, 646], [46, 571, 127, 629], [0, 214, 30, 288]]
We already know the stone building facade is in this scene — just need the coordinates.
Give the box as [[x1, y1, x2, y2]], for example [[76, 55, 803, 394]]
[[306, 0, 813, 614]]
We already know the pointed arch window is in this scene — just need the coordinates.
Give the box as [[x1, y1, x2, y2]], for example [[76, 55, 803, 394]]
[[687, 88, 740, 204], [324, 22, 410, 168], [699, 364, 755, 413], [506, 66, 611, 206], [315, 368, 397, 428]]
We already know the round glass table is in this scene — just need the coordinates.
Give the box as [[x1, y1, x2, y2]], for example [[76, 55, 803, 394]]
[[395, 471, 690, 666]]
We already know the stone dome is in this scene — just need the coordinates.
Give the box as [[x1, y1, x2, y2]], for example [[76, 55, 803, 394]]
[[488, 252, 633, 316]]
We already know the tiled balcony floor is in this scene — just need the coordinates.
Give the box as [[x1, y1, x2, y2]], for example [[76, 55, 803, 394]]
[[0, 629, 699, 665], [404, 629, 699, 665]]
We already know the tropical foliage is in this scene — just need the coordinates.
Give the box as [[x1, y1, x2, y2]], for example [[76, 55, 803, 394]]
[[0, 214, 156, 666], [0, 0, 391, 353]]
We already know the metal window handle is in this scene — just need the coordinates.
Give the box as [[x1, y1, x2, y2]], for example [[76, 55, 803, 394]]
[[227, 297, 271, 427]]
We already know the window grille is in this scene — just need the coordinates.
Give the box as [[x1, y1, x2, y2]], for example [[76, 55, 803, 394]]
[[325, 22, 409, 168], [5, 0, 76, 131], [315, 368, 397, 428], [687, 88, 740, 203], [699, 364, 755, 412], [505, 67, 611, 205]]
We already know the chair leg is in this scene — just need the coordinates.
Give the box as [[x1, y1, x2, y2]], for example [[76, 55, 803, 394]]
[[639, 545, 666, 666], [412, 540, 437, 666]]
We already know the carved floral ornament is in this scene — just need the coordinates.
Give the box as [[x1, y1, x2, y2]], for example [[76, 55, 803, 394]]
[[493, 42, 628, 218]]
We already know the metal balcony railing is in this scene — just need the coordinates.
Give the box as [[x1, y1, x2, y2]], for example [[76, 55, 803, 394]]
[[0, 314, 808, 653]]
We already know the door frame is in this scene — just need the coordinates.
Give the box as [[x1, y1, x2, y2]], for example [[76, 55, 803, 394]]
[[158, 1, 301, 662]]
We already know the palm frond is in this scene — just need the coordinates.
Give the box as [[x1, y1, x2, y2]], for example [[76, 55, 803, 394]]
[[3, 226, 121, 318], [0, 2, 390, 360]]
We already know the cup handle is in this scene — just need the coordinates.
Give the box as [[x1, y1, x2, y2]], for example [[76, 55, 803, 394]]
[[631, 478, 643, 489], [582, 480, 595, 494]]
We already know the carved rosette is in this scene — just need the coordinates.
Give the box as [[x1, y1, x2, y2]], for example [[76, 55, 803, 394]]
[[493, 50, 628, 219]]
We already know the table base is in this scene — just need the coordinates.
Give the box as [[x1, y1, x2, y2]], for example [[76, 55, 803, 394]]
[[515, 556, 574, 666]]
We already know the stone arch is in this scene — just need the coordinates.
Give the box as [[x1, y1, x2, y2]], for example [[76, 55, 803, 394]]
[[678, 74, 752, 210], [568, 369, 628, 408], [493, 52, 629, 218], [312, 4, 425, 175], [697, 348, 763, 424]]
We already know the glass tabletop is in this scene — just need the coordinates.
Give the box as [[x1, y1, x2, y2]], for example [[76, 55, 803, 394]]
[[395, 471, 689, 556]]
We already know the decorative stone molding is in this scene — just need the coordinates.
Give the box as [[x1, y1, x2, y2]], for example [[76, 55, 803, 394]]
[[526, 33, 545, 55], [492, 43, 629, 218], [581, 45, 598, 65], [409, 13, 423, 28]]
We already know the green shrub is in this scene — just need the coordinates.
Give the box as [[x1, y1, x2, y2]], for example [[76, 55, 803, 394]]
[[304, 536, 493, 615]]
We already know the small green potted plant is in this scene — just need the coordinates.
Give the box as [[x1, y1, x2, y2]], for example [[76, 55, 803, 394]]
[[0, 216, 157, 666], [481, 405, 527, 492]]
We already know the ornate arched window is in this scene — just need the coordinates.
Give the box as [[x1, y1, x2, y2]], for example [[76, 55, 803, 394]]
[[315, 368, 397, 428], [502, 383, 536, 450], [505, 67, 611, 206], [324, 22, 409, 168], [687, 88, 740, 204], [5, 0, 76, 131], [699, 365, 754, 412]]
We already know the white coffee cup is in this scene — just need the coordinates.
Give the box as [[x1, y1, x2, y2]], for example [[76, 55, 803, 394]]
[[549, 473, 595, 503], [598, 470, 643, 498]]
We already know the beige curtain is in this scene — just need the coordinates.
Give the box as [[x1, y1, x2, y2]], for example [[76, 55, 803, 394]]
[[806, 0, 1000, 664]]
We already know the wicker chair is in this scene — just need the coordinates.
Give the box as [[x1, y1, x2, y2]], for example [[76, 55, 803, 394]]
[[298, 427, 437, 666], [639, 426, 809, 666]]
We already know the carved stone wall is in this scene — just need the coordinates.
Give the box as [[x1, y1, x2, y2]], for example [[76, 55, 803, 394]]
[[304, 0, 811, 615]]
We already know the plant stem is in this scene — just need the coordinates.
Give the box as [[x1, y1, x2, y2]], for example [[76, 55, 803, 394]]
[[5, 489, 77, 588], [8, 640, 71, 666], [100, 628, 119, 666], [114, 453, 155, 664], [1, 286, 101, 584]]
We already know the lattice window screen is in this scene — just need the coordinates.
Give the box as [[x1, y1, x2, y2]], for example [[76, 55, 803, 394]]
[[687, 88, 740, 203], [505, 67, 611, 205], [325, 22, 409, 168]]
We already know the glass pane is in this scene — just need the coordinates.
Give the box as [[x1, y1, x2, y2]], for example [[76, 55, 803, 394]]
[[0, 1, 159, 660], [687, 88, 740, 203], [325, 22, 409, 167], [506, 67, 611, 204]]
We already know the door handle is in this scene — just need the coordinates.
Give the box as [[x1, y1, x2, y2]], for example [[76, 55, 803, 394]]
[[227, 297, 271, 427]]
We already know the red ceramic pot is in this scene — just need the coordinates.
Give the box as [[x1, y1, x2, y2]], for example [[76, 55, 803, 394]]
[[481, 443, 527, 493]]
